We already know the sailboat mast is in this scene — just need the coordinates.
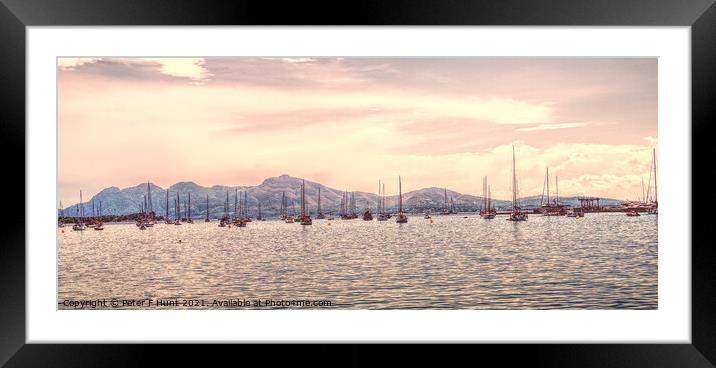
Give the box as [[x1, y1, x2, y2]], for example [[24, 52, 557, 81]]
[[540, 171, 546, 206], [382, 183, 386, 213], [512, 145, 517, 211], [488, 185, 492, 210], [301, 179, 306, 216], [444, 188, 448, 212], [653, 148, 657, 204], [556, 175, 559, 205], [399, 176, 403, 213], [546, 167, 550, 204], [482, 177, 485, 210], [318, 186, 322, 214], [206, 194, 209, 220], [188, 192, 191, 220], [166, 190, 169, 219], [147, 182, 153, 215], [79, 190, 83, 219]]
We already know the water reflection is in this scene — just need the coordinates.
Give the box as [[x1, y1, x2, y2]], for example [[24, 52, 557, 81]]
[[58, 213, 657, 309]]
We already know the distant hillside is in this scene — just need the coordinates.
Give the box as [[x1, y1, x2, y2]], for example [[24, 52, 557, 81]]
[[61, 174, 622, 218]]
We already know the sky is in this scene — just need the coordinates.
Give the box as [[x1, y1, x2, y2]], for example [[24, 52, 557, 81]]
[[58, 57, 657, 206]]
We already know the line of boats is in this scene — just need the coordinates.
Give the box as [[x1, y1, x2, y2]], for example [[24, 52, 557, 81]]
[[60, 146, 658, 231], [58, 190, 105, 231], [623, 148, 659, 216]]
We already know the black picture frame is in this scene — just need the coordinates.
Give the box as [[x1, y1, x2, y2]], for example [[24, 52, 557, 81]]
[[1, 0, 712, 366]]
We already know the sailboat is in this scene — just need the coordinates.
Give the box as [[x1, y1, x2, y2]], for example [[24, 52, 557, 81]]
[[244, 192, 252, 222], [646, 148, 658, 215], [377, 181, 390, 221], [440, 188, 451, 215], [165, 190, 172, 224], [281, 192, 293, 223], [186, 192, 194, 223], [507, 146, 528, 221], [340, 191, 358, 220], [362, 207, 373, 221], [143, 182, 155, 226], [299, 179, 312, 225], [479, 176, 496, 219], [362, 189, 373, 221], [136, 196, 144, 227], [257, 202, 265, 221], [139, 197, 147, 229], [340, 191, 357, 220], [219, 190, 229, 227], [234, 189, 238, 222], [87, 200, 97, 228], [174, 192, 182, 225], [396, 176, 408, 223], [285, 197, 296, 223], [316, 186, 326, 219], [58, 200, 65, 228], [339, 191, 347, 220], [72, 190, 87, 231], [235, 190, 247, 227], [291, 199, 301, 222], [540, 169, 566, 216], [205, 194, 210, 222], [94, 201, 105, 230]]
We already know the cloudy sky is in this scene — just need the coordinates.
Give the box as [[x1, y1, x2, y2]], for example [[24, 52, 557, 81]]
[[58, 57, 657, 205]]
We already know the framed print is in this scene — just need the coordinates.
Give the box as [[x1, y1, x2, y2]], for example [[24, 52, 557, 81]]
[[1, 0, 714, 366]]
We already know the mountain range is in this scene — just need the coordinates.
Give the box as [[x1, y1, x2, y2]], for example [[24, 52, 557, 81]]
[[60, 174, 623, 218]]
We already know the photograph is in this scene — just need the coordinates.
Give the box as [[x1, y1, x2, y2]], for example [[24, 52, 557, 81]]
[[3, 0, 710, 363], [57, 56, 658, 310]]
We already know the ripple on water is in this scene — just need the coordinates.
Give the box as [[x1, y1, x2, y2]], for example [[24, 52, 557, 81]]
[[58, 213, 657, 309]]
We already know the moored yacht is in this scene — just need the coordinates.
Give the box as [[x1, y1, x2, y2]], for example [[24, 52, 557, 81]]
[[507, 146, 528, 222], [396, 176, 408, 223]]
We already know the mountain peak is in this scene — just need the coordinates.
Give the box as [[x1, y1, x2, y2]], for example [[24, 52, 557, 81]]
[[261, 174, 300, 185], [61, 176, 624, 217], [170, 181, 201, 190], [98, 186, 121, 194]]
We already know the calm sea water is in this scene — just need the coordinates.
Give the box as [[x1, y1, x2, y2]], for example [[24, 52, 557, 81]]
[[58, 213, 657, 309]]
